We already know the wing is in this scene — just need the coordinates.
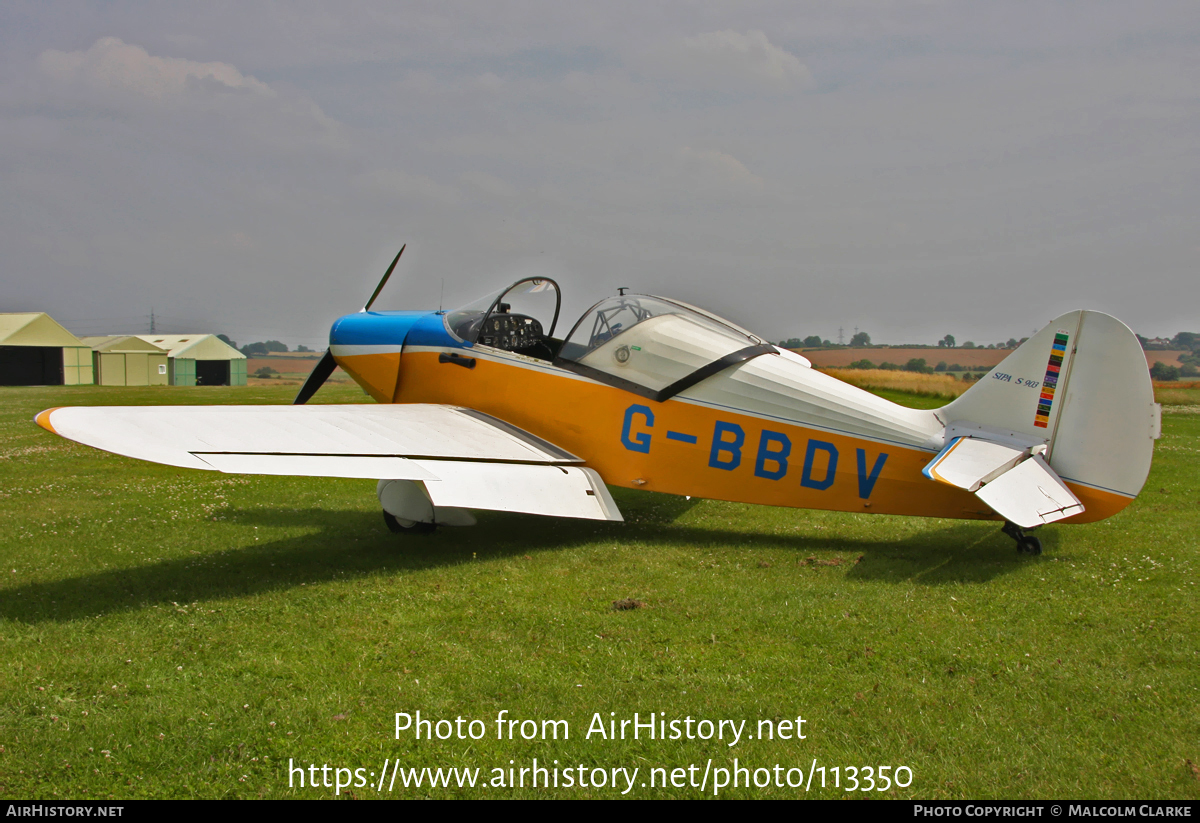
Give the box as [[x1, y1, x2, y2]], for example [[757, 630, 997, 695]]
[[35, 404, 622, 522], [923, 436, 1083, 528]]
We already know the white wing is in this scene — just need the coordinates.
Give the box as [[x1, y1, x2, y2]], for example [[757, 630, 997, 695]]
[[36, 404, 622, 522]]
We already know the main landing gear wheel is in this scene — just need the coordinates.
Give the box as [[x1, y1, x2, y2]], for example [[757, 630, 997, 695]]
[[1002, 521, 1042, 556], [383, 511, 436, 535]]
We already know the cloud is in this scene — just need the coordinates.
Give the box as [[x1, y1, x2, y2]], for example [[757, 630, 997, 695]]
[[458, 170, 519, 198], [647, 30, 813, 92], [665, 146, 765, 199], [356, 169, 461, 207], [37, 37, 274, 98]]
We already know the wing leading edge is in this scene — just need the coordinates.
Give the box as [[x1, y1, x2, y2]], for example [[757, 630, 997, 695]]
[[35, 404, 622, 522]]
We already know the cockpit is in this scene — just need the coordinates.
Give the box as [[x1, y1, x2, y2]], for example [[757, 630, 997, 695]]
[[444, 278, 776, 402]]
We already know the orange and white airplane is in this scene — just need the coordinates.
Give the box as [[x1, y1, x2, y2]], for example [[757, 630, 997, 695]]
[[36, 248, 1160, 555]]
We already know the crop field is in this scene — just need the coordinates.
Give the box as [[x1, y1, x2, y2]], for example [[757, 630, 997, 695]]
[[802, 347, 1192, 372], [821, 370, 1199, 405], [821, 369, 969, 401], [803, 347, 1009, 369], [1, 383, 1197, 800]]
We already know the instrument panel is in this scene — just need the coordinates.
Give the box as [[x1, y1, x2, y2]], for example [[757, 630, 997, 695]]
[[476, 313, 544, 351]]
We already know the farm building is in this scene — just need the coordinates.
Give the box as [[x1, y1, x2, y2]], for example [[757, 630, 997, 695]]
[[0, 313, 93, 386], [136, 335, 247, 386], [80, 336, 170, 387]]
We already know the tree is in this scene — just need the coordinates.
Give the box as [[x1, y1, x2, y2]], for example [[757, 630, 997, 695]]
[[1150, 362, 1180, 381], [850, 331, 871, 347], [264, 340, 288, 353], [1172, 332, 1198, 351], [940, 334, 955, 348], [848, 359, 875, 370], [904, 358, 933, 374], [217, 333, 237, 349], [241, 342, 269, 356], [1006, 338, 1019, 349], [296, 344, 313, 353], [962, 341, 976, 349], [934, 361, 947, 372], [803, 335, 823, 348]]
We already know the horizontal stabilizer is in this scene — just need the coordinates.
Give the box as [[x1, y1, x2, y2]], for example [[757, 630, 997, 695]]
[[923, 437, 1025, 492], [975, 454, 1084, 528], [923, 436, 1084, 528]]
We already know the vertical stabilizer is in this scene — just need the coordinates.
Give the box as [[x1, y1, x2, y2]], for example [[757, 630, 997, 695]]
[[937, 311, 1156, 504]]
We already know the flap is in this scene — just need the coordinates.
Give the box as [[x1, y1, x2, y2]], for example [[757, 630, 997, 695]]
[[413, 462, 622, 521], [196, 453, 440, 480], [36, 404, 581, 471]]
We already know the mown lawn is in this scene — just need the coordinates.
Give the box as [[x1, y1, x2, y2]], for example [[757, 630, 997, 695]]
[[1, 383, 1197, 799]]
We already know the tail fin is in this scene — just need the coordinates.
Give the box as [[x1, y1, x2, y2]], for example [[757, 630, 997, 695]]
[[936, 311, 1157, 512]]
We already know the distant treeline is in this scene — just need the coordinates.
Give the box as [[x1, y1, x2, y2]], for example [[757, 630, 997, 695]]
[[779, 329, 1200, 381], [215, 334, 316, 357], [844, 358, 987, 380], [775, 332, 1025, 351], [1140, 332, 1199, 380]]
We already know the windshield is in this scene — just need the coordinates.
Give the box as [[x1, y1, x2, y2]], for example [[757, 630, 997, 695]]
[[444, 278, 561, 348]]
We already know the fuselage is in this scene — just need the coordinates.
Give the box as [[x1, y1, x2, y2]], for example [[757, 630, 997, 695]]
[[329, 309, 1132, 523]]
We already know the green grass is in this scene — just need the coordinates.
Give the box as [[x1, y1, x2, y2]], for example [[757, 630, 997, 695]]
[[1, 385, 1197, 799]]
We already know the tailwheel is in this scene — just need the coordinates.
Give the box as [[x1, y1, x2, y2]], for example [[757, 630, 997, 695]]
[[383, 511, 437, 535]]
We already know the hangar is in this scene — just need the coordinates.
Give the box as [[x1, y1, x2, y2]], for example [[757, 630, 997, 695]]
[[80, 336, 170, 387], [0, 313, 93, 386], [136, 335, 247, 386]]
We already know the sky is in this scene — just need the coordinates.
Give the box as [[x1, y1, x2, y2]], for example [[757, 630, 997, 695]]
[[2, 1, 1197, 349]]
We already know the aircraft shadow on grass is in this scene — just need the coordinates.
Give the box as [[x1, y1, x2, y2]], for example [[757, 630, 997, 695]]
[[0, 496, 1050, 624]]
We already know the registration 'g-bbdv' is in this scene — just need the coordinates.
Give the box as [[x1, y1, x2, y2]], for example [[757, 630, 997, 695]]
[[36, 248, 1160, 555]]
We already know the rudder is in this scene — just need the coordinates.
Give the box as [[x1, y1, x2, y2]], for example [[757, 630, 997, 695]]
[[936, 311, 1157, 514]]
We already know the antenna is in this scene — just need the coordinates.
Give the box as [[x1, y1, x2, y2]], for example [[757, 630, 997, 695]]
[[439, 277, 444, 312], [618, 287, 629, 296], [150, 308, 156, 334]]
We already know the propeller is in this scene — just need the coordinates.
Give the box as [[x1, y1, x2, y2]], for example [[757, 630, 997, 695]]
[[293, 245, 406, 405]]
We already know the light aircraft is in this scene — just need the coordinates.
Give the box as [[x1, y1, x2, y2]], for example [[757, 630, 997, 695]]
[[36, 247, 1160, 555]]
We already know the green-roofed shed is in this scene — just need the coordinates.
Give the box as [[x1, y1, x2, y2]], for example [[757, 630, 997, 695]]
[[0, 313, 93, 385], [136, 335, 246, 386], [79, 336, 170, 386]]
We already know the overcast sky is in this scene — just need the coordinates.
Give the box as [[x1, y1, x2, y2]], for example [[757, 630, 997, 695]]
[[2, 1, 1197, 348]]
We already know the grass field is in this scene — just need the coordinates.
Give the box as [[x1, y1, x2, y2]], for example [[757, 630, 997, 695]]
[[1, 383, 1197, 799]]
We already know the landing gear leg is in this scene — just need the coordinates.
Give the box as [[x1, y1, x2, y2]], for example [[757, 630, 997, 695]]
[[383, 511, 436, 535], [1002, 520, 1042, 555]]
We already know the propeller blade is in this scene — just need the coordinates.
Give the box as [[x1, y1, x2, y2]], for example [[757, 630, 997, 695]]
[[292, 349, 338, 405], [296, 244, 405, 404], [363, 244, 406, 312]]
